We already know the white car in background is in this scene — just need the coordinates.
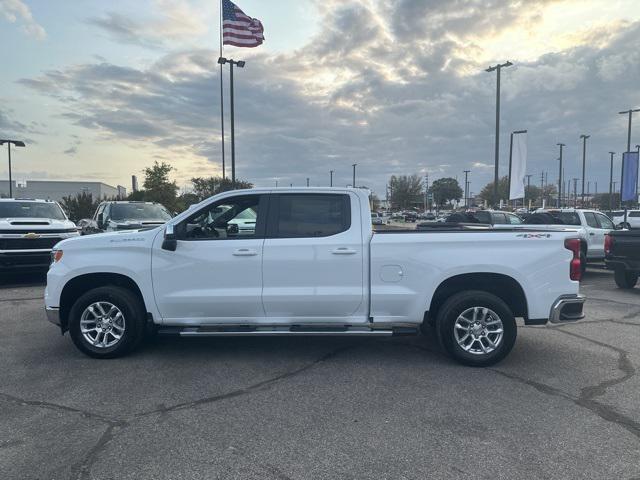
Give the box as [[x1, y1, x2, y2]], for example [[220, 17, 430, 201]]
[[612, 210, 640, 229]]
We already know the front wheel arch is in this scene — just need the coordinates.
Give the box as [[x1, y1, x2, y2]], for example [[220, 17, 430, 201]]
[[59, 273, 147, 333]]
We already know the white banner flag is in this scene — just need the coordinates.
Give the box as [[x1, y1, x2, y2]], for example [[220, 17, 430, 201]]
[[509, 132, 527, 200]]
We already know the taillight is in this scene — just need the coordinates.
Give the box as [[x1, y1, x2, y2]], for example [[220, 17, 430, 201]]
[[604, 234, 614, 256], [564, 238, 582, 281]]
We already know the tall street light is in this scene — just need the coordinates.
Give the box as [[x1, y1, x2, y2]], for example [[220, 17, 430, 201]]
[[463, 170, 470, 207], [525, 174, 532, 207], [485, 61, 513, 206], [507, 129, 527, 205], [580, 134, 590, 206], [218, 57, 245, 186], [557, 143, 565, 207], [329, 170, 334, 187], [352, 163, 357, 188], [0, 140, 25, 198], [609, 151, 615, 213]]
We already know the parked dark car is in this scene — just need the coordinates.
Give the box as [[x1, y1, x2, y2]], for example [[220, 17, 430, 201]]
[[81, 201, 173, 235], [437, 210, 523, 226], [605, 229, 640, 288]]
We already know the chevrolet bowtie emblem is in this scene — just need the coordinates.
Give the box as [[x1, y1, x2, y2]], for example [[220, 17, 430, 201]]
[[23, 232, 41, 239]]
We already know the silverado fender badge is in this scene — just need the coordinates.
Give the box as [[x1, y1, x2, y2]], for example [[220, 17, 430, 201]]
[[23, 232, 41, 239], [516, 233, 551, 238]]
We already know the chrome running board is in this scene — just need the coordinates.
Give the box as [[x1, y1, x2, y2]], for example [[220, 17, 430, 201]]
[[158, 326, 396, 337]]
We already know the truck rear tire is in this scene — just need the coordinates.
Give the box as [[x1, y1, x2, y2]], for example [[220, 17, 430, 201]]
[[614, 269, 638, 289], [435, 290, 517, 367], [68, 286, 146, 358]]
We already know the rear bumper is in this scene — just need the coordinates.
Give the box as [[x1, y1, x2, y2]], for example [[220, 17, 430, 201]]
[[45, 306, 61, 326], [549, 294, 585, 324]]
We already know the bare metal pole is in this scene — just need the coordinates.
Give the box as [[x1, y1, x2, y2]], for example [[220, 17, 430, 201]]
[[219, 0, 225, 179], [7, 143, 12, 198], [609, 152, 615, 213], [580, 134, 589, 206], [485, 61, 512, 206], [557, 143, 565, 208]]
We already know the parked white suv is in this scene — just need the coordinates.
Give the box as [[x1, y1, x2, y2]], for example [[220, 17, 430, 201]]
[[0, 198, 78, 270], [612, 210, 640, 230], [45, 188, 584, 367]]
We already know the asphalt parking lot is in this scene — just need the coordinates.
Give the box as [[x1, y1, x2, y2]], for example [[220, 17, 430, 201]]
[[2, 267, 640, 480]]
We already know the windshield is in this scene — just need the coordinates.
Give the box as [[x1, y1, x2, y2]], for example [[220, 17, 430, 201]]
[[0, 202, 66, 220], [109, 203, 172, 222]]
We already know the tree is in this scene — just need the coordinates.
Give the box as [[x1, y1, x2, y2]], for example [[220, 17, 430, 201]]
[[142, 161, 179, 211], [592, 192, 620, 211], [478, 176, 509, 205], [370, 193, 381, 212], [524, 184, 541, 204], [191, 176, 253, 200], [430, 177, 462, 207], [60, 192, 100, 222], [388, 174, 424, 210]]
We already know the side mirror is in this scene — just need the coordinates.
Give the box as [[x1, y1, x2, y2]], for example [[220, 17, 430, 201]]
[[162, 224, 178, 251], [226, 223, 239, 236], [97, 213, 104, 229]]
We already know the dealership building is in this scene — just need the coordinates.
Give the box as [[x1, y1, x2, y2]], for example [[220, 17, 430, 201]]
[[0, 180, 126, 202]]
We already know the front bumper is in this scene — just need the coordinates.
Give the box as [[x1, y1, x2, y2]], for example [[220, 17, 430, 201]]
[[549, 294, 585, 323], [0, 251, 52, 270], [45, 306, 61, 326]]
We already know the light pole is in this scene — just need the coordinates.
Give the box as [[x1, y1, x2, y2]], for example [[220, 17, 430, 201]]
[[580, 134, 589, 206], [507, 129, 527, 206], [329, 170, 334, 187], [352, 163, 357, 188], [463, 170, 470, 207], [525, 174, 532, 208], [557, 143, 565, 207], [306, 177, 309, 187], [485, 61, 513, 206], [218, 57, 245, 186], [609, 152, 615, 213], [0, 140, 25, 198]]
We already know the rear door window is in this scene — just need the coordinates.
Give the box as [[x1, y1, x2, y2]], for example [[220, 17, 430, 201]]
[[270, 194, 351, 238], [491, 212, 507, 224], [583, 212, 599, 228]]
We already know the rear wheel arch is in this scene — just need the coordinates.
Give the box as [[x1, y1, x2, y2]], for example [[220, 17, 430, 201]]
[[59, 273, 147, 332], [425, 273, 528, 327]]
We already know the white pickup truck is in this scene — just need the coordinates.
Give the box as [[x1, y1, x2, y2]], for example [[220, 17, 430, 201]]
[[45, 188, 585, 366]]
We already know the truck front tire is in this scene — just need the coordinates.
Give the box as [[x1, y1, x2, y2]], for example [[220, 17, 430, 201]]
[[435, 290, 517, 367], [614, 269, 638, 289], [68, 286, 146, 358]]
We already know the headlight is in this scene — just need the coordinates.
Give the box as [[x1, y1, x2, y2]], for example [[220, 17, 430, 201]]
[[51, 249, 63, 264]]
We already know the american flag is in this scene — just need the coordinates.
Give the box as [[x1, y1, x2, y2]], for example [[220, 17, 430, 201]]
[[222, 0, 264, 48]]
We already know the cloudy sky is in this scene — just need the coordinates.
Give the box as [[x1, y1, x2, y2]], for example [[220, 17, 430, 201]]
[[1, 0, 639, 198]]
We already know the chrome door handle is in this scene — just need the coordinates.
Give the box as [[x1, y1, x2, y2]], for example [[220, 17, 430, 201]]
[[331, 247, 357, 255], [233, 248, 258, 256]]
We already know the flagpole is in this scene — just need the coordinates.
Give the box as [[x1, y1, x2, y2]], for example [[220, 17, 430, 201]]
[[219, 0, 226, 179]]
